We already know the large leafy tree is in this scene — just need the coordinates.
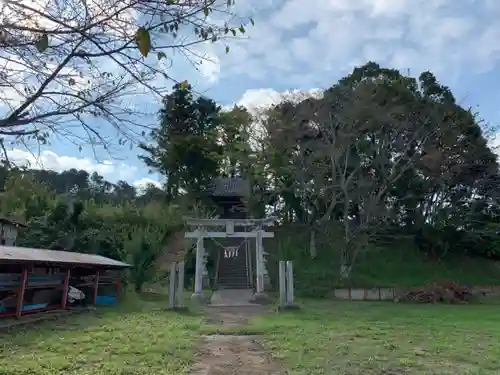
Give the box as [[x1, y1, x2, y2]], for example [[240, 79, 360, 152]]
[[261, 62, 500, 276], [139, 83, 223, 201]]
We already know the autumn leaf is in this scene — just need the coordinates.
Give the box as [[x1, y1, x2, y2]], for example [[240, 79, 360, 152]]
[[35, 34, 49, 52], [135, 27, 151, 57]]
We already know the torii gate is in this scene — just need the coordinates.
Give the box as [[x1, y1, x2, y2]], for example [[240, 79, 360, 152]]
[[184, 216, 277, 302]]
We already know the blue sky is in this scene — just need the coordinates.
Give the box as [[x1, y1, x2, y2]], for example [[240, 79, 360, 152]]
[[8, 0, 500, 189]]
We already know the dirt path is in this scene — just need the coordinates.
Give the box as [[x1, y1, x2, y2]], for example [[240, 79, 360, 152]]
[[190, 305, 284, 375]]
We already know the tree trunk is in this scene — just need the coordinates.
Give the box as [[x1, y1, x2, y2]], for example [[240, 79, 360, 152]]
[[309, 229, 317, 259], [339, 247, 351, 279], [340, 195, 351, 278]]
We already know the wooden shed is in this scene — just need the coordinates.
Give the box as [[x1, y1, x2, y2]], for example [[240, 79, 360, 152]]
[[0, 246, 130, 319], [0, 217, 27, 246]]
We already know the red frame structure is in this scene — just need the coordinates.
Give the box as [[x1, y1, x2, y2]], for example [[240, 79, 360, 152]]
[[0, 246, 130, 319]]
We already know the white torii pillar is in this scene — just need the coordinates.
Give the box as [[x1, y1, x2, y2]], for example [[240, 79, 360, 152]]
[[254, 227, 266, 297]]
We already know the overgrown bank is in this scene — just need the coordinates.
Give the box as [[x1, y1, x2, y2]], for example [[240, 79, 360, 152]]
[[267, 226, 500, 297]]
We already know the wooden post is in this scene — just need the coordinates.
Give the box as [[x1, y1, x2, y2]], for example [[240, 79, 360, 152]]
[[92, 271, 100, 305], [61, 268, 71, 309], [16, 268, 28, 319], [279, 261, 286, 307], [177, 262, 184, 308], [169, 263, 176, 309], [115, 271, 122, 298], [286, 261, 295, 306]]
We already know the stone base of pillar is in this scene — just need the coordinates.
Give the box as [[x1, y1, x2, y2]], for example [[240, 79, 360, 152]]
[[251, 291, 272, 305], [190, 292, 208, 305], [202, 275, 210, 288], [278, 304, 301, 311], [263, 274, 271, 288]]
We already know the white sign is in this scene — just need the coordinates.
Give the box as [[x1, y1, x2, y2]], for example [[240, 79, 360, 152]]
[[224, 246, 239, 258]]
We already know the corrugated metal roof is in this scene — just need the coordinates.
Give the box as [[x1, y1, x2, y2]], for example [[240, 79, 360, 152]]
[[0, 217, 27, 228], [0, 246, 130, 268]]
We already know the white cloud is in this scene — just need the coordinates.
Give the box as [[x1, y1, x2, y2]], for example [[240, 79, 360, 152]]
[[6, 148, 139, 182], [216, 0, 500, 87], [197, 46, 221, 84], [1, 0, 136, 33], [236, 88, 322, 113], [133, 177, 162, 190]]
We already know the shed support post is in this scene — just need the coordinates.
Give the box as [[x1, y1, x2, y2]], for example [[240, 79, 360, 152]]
[[92, 271, 100, 305], [16, 268, 28, 319], [61, 268, 71, 309], [115, 271, 122, 299]]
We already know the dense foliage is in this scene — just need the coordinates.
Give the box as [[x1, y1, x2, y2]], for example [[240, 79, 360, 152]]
[[5, 62, 500, 293], [0, 168, 182, 292]]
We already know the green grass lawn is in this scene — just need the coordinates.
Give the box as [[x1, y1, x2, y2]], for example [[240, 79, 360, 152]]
[[0, 295, 204, 375], [4, 294, 500, 375], [250, 300, 500, 375]]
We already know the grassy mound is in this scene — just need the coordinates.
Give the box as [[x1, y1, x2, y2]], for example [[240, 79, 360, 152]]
[[268, 226, 500, 297]]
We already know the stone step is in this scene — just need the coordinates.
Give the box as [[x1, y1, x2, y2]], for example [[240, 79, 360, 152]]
[[217, 280, 249, 284], [219, 264, 247, 269], [218, 269, 248, 274], [218, 277, 249, 282], [218, 270, 248, 275], [218, 275, 249, 280], [219, 261, 247, 266], [218, 274, 249, 279], [216, 284, 250, 289], [217, 279, 249, 284]]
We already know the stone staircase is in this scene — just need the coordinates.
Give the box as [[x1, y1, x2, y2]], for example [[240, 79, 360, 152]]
[[157, 230, 189, 271], [216, 241, 250, 290]]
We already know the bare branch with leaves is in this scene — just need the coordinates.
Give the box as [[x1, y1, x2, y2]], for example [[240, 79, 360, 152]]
[[0, 0, 253, 161]]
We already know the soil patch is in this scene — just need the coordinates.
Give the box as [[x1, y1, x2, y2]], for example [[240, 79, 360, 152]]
[[190, 306, 284, 375]]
